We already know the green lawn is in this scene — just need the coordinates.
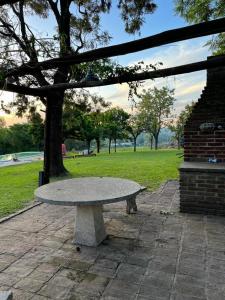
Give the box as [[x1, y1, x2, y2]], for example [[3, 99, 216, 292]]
[[0, 148, 182, 218]]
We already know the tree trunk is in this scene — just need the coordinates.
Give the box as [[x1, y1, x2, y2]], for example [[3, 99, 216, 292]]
[[154, 134, 159, 150], [43, 100, 51, 184], [108, 138, 111, 154], [150, 135, 154, 150], [177, 137, 180, 149], [44, 91, 68, 179], [134, 137, 137, 152], [114, 138, 117, 152], [96, 138, 100, 153], [87, 139, 91, 153]]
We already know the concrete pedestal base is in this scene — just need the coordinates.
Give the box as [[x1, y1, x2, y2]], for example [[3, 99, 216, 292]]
[[74, 205, 107, 246]]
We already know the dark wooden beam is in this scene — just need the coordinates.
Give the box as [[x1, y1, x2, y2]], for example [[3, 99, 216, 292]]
[[2, 56, 225, 96], [6, 17, 225, 78], [33, 55, 225, 92]]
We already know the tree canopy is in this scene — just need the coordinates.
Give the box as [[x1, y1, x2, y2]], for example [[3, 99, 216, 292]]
[[103, 107, 130, 154], [63, 91, 109, 153], [169, 102, 194, 149], [138, 87, 175, 149], [175, 0, 225, 54], [127, 114, 144, 152]]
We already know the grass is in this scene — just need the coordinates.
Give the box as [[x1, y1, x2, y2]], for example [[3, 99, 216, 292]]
[[0, 148, 182, 218]]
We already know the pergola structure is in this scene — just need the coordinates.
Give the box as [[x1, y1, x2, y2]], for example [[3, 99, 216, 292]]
[[0, 0, 225, 183], [1, 17, 225, 97]]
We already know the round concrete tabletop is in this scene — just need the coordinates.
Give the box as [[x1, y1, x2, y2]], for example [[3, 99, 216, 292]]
[[34, 177, 143, 206]]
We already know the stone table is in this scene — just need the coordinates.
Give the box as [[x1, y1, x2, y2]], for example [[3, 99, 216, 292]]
[[35, 177, 143, 246]]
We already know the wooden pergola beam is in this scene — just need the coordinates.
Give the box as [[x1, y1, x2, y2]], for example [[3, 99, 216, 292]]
[[3, 55, 225, 96], [6, 17, 225, 78], [37, 55, 225, 91]]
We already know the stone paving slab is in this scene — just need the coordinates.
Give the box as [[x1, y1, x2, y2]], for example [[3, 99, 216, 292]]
[[0, 180, 225, 299]]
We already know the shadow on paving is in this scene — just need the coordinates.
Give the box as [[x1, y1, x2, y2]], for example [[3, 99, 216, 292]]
[[0, 180, 225, 300]]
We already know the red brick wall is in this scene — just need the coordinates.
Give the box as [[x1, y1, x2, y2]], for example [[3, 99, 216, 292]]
[[180, 169, 225, 215], [184, 62, 225, 162]]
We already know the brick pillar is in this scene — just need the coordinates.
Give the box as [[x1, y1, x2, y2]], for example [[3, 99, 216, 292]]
[[180, 55, 225, 216]]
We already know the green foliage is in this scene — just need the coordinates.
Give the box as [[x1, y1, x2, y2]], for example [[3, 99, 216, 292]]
[[69, 59, 159, 103], [169, 102, 195, 148], [0, 149, 182, 217], [118, 0, 157, 34], [0, 126, 11, 154], [126, 113, 144, 151], [174, 0, 225, 54], [103, 107, 130, 140], [0, 121, 43, 154], [0, 0, 158, 71], [63, 91, 110, 150], [4, 124, 36, 153], [205, 33, 225, 55], [138, 86, 175, 149], [127, 114, 144, 137], [28, 112, 44, 150]]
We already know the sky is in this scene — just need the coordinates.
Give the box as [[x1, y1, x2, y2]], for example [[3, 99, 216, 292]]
[[0, 0, 211, 124]]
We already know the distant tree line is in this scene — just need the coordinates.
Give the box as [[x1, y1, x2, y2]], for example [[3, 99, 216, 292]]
[[62, 87, 177, 152], [0, 86, 194, 155], [0, 113, 44, 155]]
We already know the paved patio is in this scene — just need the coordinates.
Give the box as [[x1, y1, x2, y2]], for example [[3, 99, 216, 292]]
[[0, 180, 225, 300]]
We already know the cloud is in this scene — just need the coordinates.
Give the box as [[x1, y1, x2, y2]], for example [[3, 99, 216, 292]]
[[175, 81, 205, 97], [95, 39, 210, 114]]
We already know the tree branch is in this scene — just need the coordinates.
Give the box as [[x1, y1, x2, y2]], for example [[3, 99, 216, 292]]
[[0, 30, 12, 37], [75, 31, 85, 54], [9, 3, 50, 86], [6, 17, 225, 78], [47, 0, 61, 25], [0, 15, 28, 54]]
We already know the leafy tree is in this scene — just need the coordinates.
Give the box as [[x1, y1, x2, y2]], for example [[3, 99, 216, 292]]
[[86, 94, 110, 153], [0, 0, 157, 177], [103, 107, 129, 154], [0, 116, 44, 154], [5, 123, 36, 153], [0, 121, 11, 154], [63, 92, 109, 152], [89, 111, 104, 153], [127, 114, 143, 152], [28, 112, 44, 151], [138, 87, 175, 149], [175, 0, 225, 54], [169, 103, 194, 149]]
